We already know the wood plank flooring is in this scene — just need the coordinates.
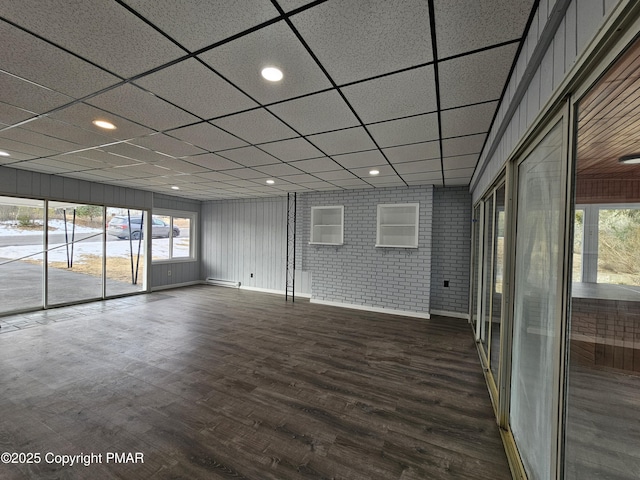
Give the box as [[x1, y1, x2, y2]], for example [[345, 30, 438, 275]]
[[0, 286, 510, 479]]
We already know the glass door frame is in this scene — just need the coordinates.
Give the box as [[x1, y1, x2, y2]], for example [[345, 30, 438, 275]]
[[472, 176, 507, 408]]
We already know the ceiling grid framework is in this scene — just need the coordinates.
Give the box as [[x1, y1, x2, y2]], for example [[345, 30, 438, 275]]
[[0, 0, 537, 200]]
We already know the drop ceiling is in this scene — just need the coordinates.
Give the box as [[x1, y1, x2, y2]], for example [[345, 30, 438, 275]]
[[0, 0, 536, 200]]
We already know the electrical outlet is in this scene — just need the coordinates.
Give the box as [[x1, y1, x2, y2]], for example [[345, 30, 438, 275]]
[[444, 280, 449, 287], [250, 273, 254, 278], [168, 270, 171, 276]]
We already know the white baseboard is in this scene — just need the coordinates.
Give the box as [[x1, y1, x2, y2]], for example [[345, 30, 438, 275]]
[[240, 285, 312, 298], [310, 298, 430, 319], [430, 309, 469, 320], [151, 280, 202, 291]]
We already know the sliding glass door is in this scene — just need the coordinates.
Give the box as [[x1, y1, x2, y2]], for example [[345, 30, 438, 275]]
[[509, 116, 567, 480], [47, 202, 105, 306], [0, 196, 45, 314]]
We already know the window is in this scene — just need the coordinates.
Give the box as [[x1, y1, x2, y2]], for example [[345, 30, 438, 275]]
[[572, 204, 640, 286], [151, 210, 196, 262]]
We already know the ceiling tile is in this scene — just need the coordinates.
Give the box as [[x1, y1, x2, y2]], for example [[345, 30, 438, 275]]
[[254, 163, 303, 176], [278, 173, 318, 183], [277, 0, 316, 12], [0, 127, 78, 154], [1, 0, 185, 77], [443, 154, 478, 170], [51, 153, 109, 169], [258, 137, 323, 161], [445, 177, 471, 186], [367, 112, 439, 148], [308, 127, 376, 155], [402, 171, 443, 183], [333, 150, 387, 169], [0, 147, 32, 163], [302, 181, 341, 190], [224, 179, 265, 188], [0, 71, 73, 114], [0, 22, 120, 99], [288, 157, 342, 173], [18, 158, 89, 173], [314, 170, 356, 181], [193, 171, 239, 182], [365, 174, 406, 186], [394, 159, 442, 174], [383, 141, 440, 163], [0, 102, 36, 127], [329, 178, 371, 188], [213, 109, 297, 144], [130, 133, 207, 158], [49, 103, 154, 140], [267, 90, 358, 135], [350, 165, 396, 177], [168, 123, 248, 152], [434, 0, 533, 59], [222, 168, 267, 180], [439, 44, 519, 109], [180, 153, 240, 171], [85, 151, 141, 167], [199, 21, 331, 104], [442, 134, 485, 157], [21, 118, 114, 150], [154, 158, 209, 174], [101, 143, 170, 163], [342, 66, 437, 123], [134, 59, 258, 119], [87, 83, 199, 132], [122, 0, 279, 52], [290, 0, 432, 84], [0, 137, 57, 159], [441, 102, 498, 138], [444, 167, 475, 179], [220, 146, 280, 167]]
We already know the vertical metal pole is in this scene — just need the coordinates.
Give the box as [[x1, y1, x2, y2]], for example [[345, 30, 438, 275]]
[[102, 206, 106, 299], [285, 193, 297, 302], [128, 210, 135, 284], [70, 209, 76, 269], [134, 211, 144, 285], [63, 209, 70, 268]]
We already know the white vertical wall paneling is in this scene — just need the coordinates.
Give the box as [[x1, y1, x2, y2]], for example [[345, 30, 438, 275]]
[[201, 198, 287, 292], [565, 1, 578, 71], [472, 0, 618, 202], [577, 0, 607, 55], [604, 0, 618, 15], [527, 69, 542, 127]]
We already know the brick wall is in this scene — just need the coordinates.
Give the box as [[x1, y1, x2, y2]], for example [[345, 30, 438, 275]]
[[430, 187, 472, 316], [299, 186, 432, 315]]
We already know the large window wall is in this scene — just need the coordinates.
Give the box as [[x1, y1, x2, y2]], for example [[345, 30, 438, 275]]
[[471, 21, 640, 480], [0, 196, 150, 316]]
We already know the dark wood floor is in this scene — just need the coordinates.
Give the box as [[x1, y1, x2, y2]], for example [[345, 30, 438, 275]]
[[0, 286, 510, 479]]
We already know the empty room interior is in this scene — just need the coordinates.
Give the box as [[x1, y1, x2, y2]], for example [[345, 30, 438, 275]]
[[1, 1, 639, 479]]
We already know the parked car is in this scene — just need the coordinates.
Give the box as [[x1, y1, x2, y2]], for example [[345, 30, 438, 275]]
[[107, 216, 179, 240]]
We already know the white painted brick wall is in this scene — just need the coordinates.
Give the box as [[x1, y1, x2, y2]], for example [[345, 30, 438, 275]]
[[299, 186, 433, 315], [430, 187, 472, 314]]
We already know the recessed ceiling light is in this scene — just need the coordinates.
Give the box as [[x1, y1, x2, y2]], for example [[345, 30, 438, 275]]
[[0, 150, 10, 157], [93, 120, 116, 130], [369, 169, 380, 175], [171, 186, 180, 190], [619, 154, 640, 165], [261, 67, 283, 82], [266, 179, 275, 184]]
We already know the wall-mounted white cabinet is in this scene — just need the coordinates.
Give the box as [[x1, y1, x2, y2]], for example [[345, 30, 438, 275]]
[[310, 205, 344, 245], [376, 203, 419, 248]]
